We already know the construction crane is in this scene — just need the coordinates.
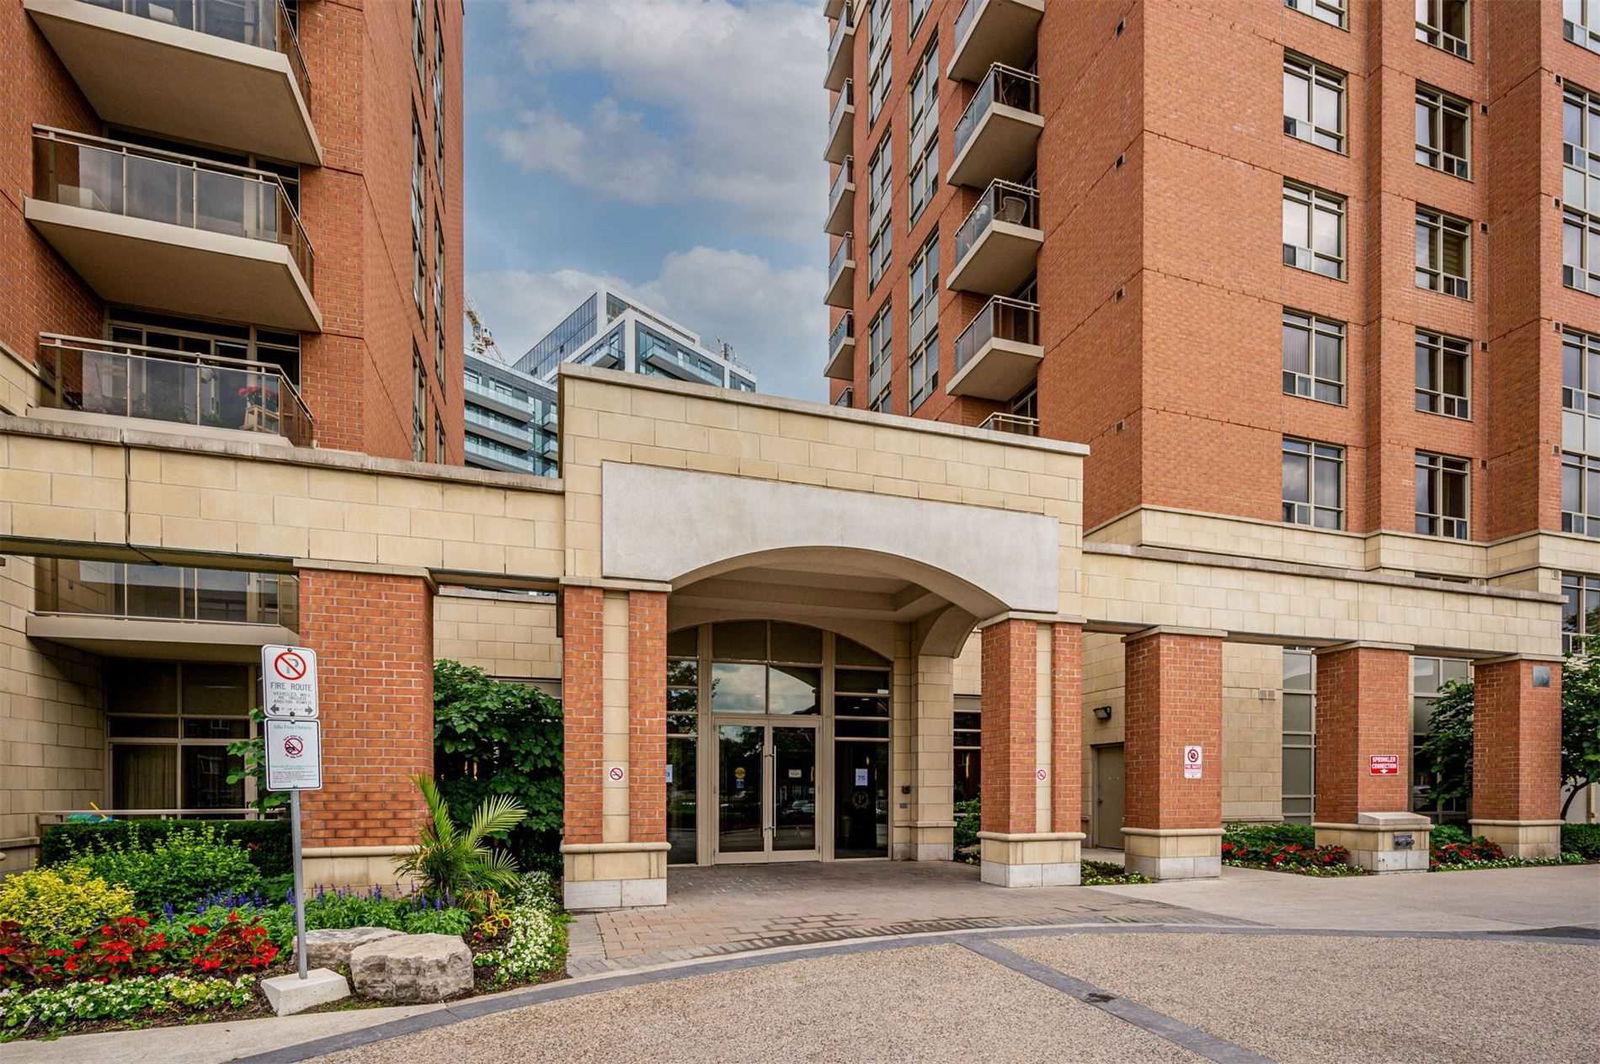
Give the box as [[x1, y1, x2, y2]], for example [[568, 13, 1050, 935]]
[[465, 296, 507, 364]]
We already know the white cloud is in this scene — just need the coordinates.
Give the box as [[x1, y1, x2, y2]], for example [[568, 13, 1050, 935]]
[[496, 0, 827, 241], [470, 247, 828, 400]]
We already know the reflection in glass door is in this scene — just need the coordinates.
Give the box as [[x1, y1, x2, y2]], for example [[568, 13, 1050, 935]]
[[717, 725, 764, 854], [834, 740, 888, 858], [772, 727, 817, 852]]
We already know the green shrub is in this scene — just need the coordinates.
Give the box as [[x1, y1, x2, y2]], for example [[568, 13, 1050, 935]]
[[396, 775, 526, 901], [1429, 823, 1472, 847], [1562, 823, 1600, 861], [953, 798, 981, 852], [1223, 822, 1316, 847], [1081, 861, 1152, 886], [74, 826, 260, 912], [40, 820, 290, 877], [0, 866, 135, 942], [242, 890, 474, 950]]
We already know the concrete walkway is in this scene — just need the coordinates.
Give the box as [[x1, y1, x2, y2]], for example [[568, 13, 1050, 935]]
[[4, 862, 1596, 1064]]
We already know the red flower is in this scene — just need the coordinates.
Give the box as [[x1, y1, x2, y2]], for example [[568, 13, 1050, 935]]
[[72, 938, 88, 950], [188, 925, 211, 937], [64, 959, 78, 972]]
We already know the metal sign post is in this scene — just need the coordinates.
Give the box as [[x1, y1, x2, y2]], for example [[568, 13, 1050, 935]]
[[263, 645, 322, 984]]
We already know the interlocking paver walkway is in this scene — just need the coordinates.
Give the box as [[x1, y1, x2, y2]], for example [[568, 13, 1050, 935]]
[[565, 860, 1245, 975]]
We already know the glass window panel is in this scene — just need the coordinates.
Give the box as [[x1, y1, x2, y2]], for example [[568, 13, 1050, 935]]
[[667, 735, 697, 864], [1283, 692, 1314, 733], [769, 665, 821, 715], [1283, 197, 1306, 244], [181, 745, 245, 809], [1283, 320, 1309, 374], [717, 725, 763, 853], [1314, 332, 1340, 379], [836, 636, 889, 667], [1312, 205, 1339, 253], [668, 627, 698, 658], [770, 623, 823, 664], [107, 716, 181, 739], [1282, 747, 1314, 794], [1283, 450, 1309, 504], [1283, 651, 1313, 692], [181, 663, 250, 716], [712, 620, 767, 661], [111, 744, 177, 809], [772, 728, 817, 851], [710, 663, 766, 713], [108, 661, 179, 715], [836, 669, 891, 695], [836, 694, 891, 717], [1413, 656, 1441, 692], [667, 688, 697, 716], [835, 718, 891, 739], [667, 659, 698, 687], [954, 711, 983, 732], [834, 739, 889, 858], [1441, 659, 1470, 684], [182, 717, 249, 740]]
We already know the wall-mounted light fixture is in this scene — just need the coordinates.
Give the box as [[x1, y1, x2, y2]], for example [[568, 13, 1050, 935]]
[[1092, 705, 1113, 722]]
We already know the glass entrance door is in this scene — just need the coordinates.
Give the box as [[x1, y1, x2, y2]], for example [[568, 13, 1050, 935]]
[[715, 723, 818, 862]]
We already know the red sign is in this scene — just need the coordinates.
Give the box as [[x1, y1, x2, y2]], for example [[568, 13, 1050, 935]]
[[283, 735, 305, 758], [1369, 754, 1400, 776], [273, 650, 307, 681]]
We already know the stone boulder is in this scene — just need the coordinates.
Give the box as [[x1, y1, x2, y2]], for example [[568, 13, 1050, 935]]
[[349, 933, 474, 1003], [297, 926, 405, 971]]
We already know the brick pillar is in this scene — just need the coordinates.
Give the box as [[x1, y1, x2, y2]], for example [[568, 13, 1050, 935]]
[[978, 618, 1083, 887], [560, 584, 670, 909], [1471, 655, 1564, 859], [296, 568, 433, 887], [1312, 643, 1431, 872], [1122, 627, 1223, 879]]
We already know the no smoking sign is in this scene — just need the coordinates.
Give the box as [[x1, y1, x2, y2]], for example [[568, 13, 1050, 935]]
[[265, 719, 322, 791]]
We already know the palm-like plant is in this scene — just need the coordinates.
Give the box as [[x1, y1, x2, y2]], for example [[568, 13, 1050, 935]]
[[397, 774, 527, 900]]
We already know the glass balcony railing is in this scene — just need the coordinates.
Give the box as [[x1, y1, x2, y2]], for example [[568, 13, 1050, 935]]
[[80, 0, 310, 108], [829, 157, 855, 214], [954, 297, 1040, 374], [829, 79, 855, 140], [953, 64, 1040, 160], [829, 312, 855, 358], [954, 0, 983, 45], [827, 4, 856, 71], [37, 334, 315, 446], [954, 180, 1039, 264], [830, 234, 855, 284], [33, 127, 315, 289], [35, 558, 299, 629], [978, 412, 1040, 437]]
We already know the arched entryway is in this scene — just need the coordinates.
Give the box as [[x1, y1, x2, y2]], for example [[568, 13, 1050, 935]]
[[663, 620, 893, 867]]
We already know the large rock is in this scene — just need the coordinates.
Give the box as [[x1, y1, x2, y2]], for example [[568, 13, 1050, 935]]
[[297, 926, 405, 970], [349, 933, 474, 1003]]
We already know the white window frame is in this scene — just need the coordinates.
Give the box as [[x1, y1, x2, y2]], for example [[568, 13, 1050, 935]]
[[1282, 180, 1345, 280], [1281, 308, 1344, 405], [1415, 84, 1471, 179], [1416, 0, 1469, 59], [907, 233, 939, 410], [1283, 53, 1345, 153], [1414, 206, 1471, 298], [1415, 451, 1470, 539], [1282, 437, 1344, 530], [1284, 0, 1345, 30], [1415, 329, 1471, 420]]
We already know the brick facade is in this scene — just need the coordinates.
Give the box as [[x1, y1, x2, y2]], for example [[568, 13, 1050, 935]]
[[296, 568, 433, 848], [561, 585, 605, 846], [980, 618, 1037, 834], [1472, 657, 1563, 823], [1313, 644, 1412, 823], [627, 590, 667, 844], [1123, 630, 1222, 832], [1050, 622, 1083, 833]]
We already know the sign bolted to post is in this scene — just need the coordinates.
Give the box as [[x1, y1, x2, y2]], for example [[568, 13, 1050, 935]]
[[261, 645, 321, 983]]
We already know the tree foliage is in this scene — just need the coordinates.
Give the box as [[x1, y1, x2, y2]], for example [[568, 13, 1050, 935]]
[[433, 660, 563, 869], [1416, 678, 1475, 808]]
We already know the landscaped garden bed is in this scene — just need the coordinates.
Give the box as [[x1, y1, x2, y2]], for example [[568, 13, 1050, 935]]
[[1221, 824, 1367, 876]]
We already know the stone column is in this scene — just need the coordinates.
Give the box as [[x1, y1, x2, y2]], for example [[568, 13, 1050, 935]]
[[560, 584, 670, 909], [1311, 643, 1431, 872], [907, 651, 956, 861], [1121, 626, 1224, 880], [977, 617, 1083, 886], [296, 567, 433, 888], [1471, 654, 1564, 859]]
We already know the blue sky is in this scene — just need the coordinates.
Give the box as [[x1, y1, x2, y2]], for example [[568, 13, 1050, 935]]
[[464, 0, 829, 399]]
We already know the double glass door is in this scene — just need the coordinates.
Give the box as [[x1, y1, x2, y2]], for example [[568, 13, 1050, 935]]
[[716, 722, 818, 862]]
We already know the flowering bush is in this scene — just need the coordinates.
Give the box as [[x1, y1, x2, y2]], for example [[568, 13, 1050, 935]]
[[1, 913, 277, 989], [1430, 836, 1505, 866], [72, 826, 260, 911], [1081, 860, 1152, 886], [0, 866, 135, 942], [1221, 838, 1367, 876], [472, 873, 567, 987], [0, 973, 254, 1037]]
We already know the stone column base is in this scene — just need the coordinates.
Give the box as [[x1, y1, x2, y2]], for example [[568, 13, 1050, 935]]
[[1122, 827, 1221, 880], [977, 831, 1083, 887], [562, 842, 669, 910], [302, 847, 415, 891], [1314, 812, 1431, 873], [1470, 819, 1564, 860], [894, 821, 955, 862]]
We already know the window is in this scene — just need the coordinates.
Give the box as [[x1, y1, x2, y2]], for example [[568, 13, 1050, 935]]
[[1415, 452, 1469, 538], [908, 42, 939, 226], [1284, 0, 1344, 29], [1415, 330, 1470, 419], [413, 347, 427, 461], [412, 0, 426, 80], [1565, 208, 1600, 295], [1412, 656, 1471, 818], [1567, 0, 1600, 53], [1564, 452, 1600, 537], [1282, 180, 1345, 279], [1282, 309, 1344, 404], [433, 9, 446, 190], [868, 301, 893, 412], [107, 309, 301, 385], [1563, 572, 1600, 654], [868, 137, 894, 289], [412, 112, 426, 313], [434, 219, 446, 378], [434, 414, 445, 464], [1415, 207, 1470, 298], [868, 0, 892, 56], [1415, 85, 1470, 178], [908, 234, 939, 409], [910, 0, 931, 36], [1011, 385, 1037, 421], [1282, 438, 1344, 530], [954, 694, 981, 803], [666, 628, 699, 864], [106, 661, 254, 813], [867, 2, 892, 127], [1283, 54, 1344, 153], [1415, 0, 1468, 58], [1281, 650, 1315, 824], [1564, 327, 1600, 465], [1565, 85, 1600, 215]]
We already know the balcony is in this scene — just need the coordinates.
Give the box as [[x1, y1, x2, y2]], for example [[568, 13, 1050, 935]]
[[30, 558, 298, 662], [24, 0, 319, 164], [36, 334, 314, 445], [978, 411, 1040, 436], [826, 235, 856, 308], [949, 65, 1041, 189], [947, 180, 1042, 295], [824, 0, 846, 19], [834, 386, 854, 407], [27, 129, 320, 332], [825, 312, 856, 380], [824, 5, 856, 91], [948, 297, 1042, 400], [826, 157, 856, 236], [825, 80, 855, 164], [948, 0, 1045, 83]]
